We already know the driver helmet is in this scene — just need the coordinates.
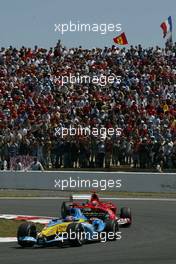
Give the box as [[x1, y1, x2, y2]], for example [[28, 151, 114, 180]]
[[65, 215, 75, 222], [92, 200, 98, 206], [89, 217, 98, 223]]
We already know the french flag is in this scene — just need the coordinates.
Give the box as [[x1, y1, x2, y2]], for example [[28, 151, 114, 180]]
[[160, 16, 172, 38]]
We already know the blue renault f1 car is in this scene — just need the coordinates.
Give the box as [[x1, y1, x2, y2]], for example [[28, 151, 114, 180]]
[[17, 208, 120, 247]]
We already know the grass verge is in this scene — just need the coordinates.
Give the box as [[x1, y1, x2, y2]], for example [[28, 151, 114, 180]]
[[0, 220, 44, 237]]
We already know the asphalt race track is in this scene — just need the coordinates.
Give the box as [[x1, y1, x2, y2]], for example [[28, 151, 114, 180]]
[[0, 198, 176, 264]]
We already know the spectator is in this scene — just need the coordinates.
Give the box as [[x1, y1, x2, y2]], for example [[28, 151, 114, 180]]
[[29, 157, 44, 171], [14, 158, 23, 170]]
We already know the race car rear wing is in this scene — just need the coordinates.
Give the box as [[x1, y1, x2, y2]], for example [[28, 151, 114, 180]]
[[70, 194, 92, 201]]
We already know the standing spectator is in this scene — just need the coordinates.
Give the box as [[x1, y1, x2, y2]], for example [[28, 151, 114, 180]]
[[96, 140, 105, 168], [105, 137, 113, 168], [138, 138, 150, 169], [14, 158, 23, 170], [112, 139, 120, 167]]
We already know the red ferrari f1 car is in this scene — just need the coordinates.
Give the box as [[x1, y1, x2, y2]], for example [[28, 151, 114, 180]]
[[61, 193, 132, 227]]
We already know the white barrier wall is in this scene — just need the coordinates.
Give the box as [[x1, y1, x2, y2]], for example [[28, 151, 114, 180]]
[[0, 171, 176, 193]]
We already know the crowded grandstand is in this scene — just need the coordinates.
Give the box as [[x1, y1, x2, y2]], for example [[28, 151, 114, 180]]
[[0, 41, 176, 170]]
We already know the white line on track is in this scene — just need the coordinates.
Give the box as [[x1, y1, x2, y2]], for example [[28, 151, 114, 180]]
[[0, 238, 17, 242]]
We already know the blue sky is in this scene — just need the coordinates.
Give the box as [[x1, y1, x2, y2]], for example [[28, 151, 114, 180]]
[[0, 0, 175, 49]]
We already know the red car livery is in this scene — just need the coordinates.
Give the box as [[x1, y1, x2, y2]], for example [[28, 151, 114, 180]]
[[61, 193, 132, 227]]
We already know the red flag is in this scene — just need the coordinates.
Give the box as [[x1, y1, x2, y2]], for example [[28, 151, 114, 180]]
[[113, 32, 128, 45]]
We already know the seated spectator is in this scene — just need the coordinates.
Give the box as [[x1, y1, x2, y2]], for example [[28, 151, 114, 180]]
[[29, 157, 44, 171]]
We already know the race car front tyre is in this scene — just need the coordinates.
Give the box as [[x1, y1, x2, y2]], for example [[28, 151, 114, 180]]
[[66, 223, 85, 246], [120, 207, 132, 226], [104, 220, 119, 241], [17, 222, 37, 247]]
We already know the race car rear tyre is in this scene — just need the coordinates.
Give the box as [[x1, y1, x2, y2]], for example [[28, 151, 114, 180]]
[[61, 202, 73, 218], [17, 222, 37, 247], [104, 220, 119, 241], [120, 207, 132, 226], [66, 223, 85, 246]]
